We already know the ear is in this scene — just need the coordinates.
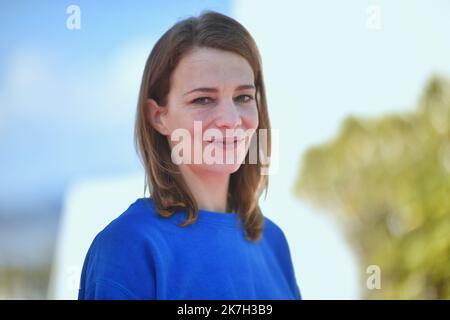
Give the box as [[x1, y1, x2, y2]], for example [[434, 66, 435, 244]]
[[146, 98, 170, 136]]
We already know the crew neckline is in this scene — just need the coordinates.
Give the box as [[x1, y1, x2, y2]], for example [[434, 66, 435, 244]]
[[138, 197, 242, 228]]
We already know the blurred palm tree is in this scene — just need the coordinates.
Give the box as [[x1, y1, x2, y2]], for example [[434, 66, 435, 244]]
[[294, 75, 450, 299]]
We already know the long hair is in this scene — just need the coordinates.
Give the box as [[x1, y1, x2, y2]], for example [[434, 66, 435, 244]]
[[134, 11, 271, 241]]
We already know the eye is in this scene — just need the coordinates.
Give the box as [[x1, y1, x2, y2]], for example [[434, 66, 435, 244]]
[[192, 97, 214, 105], [235, 95, 254, 103]]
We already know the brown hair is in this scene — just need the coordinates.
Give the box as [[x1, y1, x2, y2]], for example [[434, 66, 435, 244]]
[[134, 10, 271, 241]]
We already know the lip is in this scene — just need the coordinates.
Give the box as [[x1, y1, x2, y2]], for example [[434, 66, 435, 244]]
[[208, 137, 245, 144]]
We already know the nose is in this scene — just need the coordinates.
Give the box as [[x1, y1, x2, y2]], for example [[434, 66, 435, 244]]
[[214, 97, 242, 129]]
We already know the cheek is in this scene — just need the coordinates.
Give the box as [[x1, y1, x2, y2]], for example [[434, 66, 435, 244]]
[[167, 111, 211, 150], [241, 105, 259, 130], [166, 108, 203, 133]]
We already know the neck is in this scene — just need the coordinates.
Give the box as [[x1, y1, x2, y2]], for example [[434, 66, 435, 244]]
[[179, 165, 230, 213]]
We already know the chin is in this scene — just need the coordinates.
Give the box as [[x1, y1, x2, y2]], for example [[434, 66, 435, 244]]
[[201, 162, 243, 175]]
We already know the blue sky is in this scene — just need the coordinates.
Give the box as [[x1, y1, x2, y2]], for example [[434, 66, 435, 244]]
[[0, 1, 231, 208], [0, 1, 229, 62]]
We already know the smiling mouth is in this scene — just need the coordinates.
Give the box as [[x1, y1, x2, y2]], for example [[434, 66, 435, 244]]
[[208, 137, 245, 144]]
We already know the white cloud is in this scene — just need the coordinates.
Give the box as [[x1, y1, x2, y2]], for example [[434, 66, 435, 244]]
[[0, 36, 157, 132], [1, 46, 58, 118], [0, 37, 158, 200]]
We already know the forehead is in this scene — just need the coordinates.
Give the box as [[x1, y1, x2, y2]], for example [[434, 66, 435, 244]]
[[170, 47, 255, 92]]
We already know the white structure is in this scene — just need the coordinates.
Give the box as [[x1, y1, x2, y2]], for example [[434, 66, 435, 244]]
[[47, 173, 146, 299]]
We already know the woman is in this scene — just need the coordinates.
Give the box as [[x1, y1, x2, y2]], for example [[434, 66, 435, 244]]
[[78, 10, 301, 300]]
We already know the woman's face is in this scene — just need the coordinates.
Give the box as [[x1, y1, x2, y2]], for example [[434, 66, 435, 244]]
[[150, 47, 259, 175]]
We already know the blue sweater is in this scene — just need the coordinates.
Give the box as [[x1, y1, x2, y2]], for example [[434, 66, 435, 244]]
[[78, 197, 301, 300]]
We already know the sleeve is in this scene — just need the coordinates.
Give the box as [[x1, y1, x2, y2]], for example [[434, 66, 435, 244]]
[[294, 282, 302, 300], [268, 219, 303, 300], [280, 229, 302, 300], [78, 220, 157, 300], [282, 241, 302, 300], [78, 278, 139, 300]]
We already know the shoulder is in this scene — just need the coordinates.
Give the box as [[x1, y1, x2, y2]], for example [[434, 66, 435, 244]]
[[93, 198, 158, 247], [82, 197, 177, 276], [262, 215, 295, 262], [263, 215, 289, 246], [79, 198, 162, 299], [262, 215, 302, 299], [90, 197, 180, 256]]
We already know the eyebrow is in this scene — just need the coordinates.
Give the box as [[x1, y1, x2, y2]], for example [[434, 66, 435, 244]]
[[183, 84, 255, 96]]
